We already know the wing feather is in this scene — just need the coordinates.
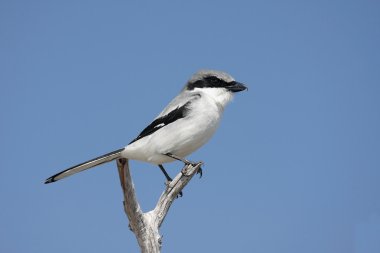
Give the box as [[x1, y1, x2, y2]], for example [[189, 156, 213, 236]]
[[129, 93, 201, 144]]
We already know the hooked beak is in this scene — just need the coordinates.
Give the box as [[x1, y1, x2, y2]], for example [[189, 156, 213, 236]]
[[226, 81, 247, 93]]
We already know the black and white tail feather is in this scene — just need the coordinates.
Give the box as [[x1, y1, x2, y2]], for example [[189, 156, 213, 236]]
[[45, 148, 124, 183], [45, 70, 247, 184]]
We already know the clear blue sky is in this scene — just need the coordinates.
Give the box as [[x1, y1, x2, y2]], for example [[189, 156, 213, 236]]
[[1, 1, 379, 252]]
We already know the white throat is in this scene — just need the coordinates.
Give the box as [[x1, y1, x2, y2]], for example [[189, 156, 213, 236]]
[[196, 88, 234, 109]]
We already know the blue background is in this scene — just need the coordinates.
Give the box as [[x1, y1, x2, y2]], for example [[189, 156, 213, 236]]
[[1, 1, 379, 252]]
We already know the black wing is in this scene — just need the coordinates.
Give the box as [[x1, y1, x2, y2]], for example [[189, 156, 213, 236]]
[[129, 101, 192, 144]]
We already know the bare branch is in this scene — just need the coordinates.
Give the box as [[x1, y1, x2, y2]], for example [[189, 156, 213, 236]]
[[117, 158, 203, 252], [117, 158, 143, 231], [117, 158, 160, 252], [153, 162, 203, 228]]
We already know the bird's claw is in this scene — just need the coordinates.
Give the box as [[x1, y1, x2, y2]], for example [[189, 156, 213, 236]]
[[196, 166, 203, 178]]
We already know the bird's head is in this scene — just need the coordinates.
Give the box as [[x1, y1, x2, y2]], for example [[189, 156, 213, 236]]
[[185, 70, 247, 106]]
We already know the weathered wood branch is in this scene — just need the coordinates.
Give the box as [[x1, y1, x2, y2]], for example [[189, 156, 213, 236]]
[[117, 158, 203, 253]]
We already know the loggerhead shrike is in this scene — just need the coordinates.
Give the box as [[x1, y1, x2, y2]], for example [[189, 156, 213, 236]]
[[45, 70, 247, 184]]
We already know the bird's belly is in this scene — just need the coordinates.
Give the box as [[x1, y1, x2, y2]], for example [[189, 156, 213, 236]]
[[169, 120, 218, 157], [153, 112, 220, 159]]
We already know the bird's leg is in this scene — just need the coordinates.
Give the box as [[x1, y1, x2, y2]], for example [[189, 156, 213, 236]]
[[158, 164, 183, 197], [165, 153, 194, 165], [165, 153, 203, 178], [158, 164, 173, 182]]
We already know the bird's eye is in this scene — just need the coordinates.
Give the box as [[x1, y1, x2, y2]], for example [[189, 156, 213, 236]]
[[209, 77, 220, 83], [205, 76, 222, 86], [188, 76, 228, 90], [205, 76, 231, 88]]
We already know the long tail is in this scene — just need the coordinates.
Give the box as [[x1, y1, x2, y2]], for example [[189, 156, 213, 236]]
[[45, 148, 125, 184]]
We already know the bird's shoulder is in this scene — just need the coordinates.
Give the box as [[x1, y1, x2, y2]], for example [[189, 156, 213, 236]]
[[157, 91, 201, 118]]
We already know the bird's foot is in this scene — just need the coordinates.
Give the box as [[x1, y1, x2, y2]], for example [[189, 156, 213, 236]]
[[180, 164, 203, 179], [165, 153, 196, 166], [196, 166, 203, 178], [160, 164, 183, 197]]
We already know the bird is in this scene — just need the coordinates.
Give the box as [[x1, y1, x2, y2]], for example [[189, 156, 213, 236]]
[[45, 70, 247, 184]]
